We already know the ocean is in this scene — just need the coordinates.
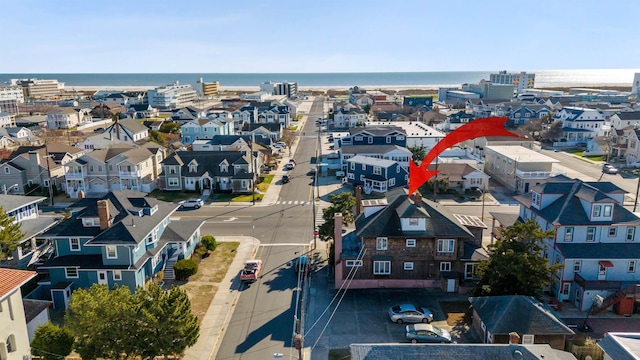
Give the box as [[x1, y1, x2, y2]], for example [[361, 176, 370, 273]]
[[1, 69, 638, 88]]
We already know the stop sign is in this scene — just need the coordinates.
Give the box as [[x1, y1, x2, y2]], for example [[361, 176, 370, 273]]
[[314, 230, 319, 236]]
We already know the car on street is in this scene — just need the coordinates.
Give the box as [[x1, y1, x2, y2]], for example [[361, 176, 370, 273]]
[[282, 174, 290, 184], [388, 304, 434, 324], [602, 163, 618, 174], [405, 324, 452, 343], [289, 158, 297, 165], [240, 260, 262, 283], [178, 198, 204, 209], [308, 167, 317, 175], [285, 163, 294, 170]]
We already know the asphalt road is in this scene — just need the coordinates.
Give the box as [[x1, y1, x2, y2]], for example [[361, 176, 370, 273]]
[[210, 97, 326, 360]]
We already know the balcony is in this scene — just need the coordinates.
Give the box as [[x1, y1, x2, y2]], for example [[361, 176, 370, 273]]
[[119, 170, 142, 178], [515, 169, 561, 179], [574, 272, 622, 291], [65, 170, 87, 180]]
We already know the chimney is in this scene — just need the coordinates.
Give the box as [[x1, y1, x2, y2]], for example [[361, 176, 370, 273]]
[[97, 199, 111, 230], [333, 213, 343, 265], [509, 332, 520, 345], [355, 186, 362, 216], [115, 116, 121, 140], [412, 192, 422, 206], [28, 151, 40, 167]]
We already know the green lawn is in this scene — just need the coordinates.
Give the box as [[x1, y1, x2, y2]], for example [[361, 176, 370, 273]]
[[209, 193, 264, 202], [147, 190, 198, 202], [257, 174, 274, 192]]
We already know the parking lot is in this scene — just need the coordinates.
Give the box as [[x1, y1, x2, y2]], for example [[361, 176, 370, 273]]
[[306, 267, 478, 358]]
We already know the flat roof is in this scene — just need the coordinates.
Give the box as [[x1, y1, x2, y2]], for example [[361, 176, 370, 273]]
[[485, 145, 559, 163], [364, 121, 445, 138]]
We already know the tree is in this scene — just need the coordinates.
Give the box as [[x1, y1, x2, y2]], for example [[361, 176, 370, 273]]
[[174, 258, 198, 280], [318, 192, 356, 241], [0, 206, 24, 261], [160, 122, 181, 134], [408, 145, 427, 164], [474, 219, 562, 298], [201, 235, 217, 251], [30, 322, 74, 360], [362, 104, 371, 115], [134, 284, 200, 358], [546, 121, 564, 142], [149, 129, 167, 146]]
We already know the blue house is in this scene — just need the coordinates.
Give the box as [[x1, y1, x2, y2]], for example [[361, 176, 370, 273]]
[[337, 126, 407, 148], [345, 155, 408, 194], [39, 191, 204, 309], [180, 118, 235, 144]]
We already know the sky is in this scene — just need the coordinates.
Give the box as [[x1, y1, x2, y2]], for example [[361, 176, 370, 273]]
[[1, 0, 639, 73]]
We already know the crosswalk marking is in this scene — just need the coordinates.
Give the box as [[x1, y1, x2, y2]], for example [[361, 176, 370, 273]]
[[275, 200, 311, 205]]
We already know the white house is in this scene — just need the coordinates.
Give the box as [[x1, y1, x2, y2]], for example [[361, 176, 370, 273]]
[[610, 111, 640, 131], [553, 106, 607, 145], [46, 108, 89, 129], [147, 83, 197, 109], [333, 108, 367, 128], [103, 119, 150, 144], [0, 268, 37, 359], [515, 176, 640, 311]]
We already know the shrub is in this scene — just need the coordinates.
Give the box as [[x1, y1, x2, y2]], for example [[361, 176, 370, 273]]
[[174, 258, 198, 280], [201, 235, 217, 251]]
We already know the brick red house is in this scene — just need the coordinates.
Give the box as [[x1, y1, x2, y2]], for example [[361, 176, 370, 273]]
[[334, 187, 487, 290]]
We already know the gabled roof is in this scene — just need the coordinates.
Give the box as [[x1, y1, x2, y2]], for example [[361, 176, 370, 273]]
[[341, 144, 409, 156], [42, 191, 177, 245], [241, 123, 282, 132], [118, 119, 149, 134], [0, 194, 46, 213], [85, 144, 136, 162], [0, 268, 36, 300], [347, 155, 396, 168], [613, 111, 640, 121], [355, 188, 473, 238], [427, 163, 486, 182], [469, 295, 574, 336], [349, 126, 406, 137], [162, 151, 251, 177], [597, 332, 640, 360]]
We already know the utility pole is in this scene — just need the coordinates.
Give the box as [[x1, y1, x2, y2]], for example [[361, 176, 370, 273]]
[[43, 148, 54, 206], [251, 134, 255, 205]]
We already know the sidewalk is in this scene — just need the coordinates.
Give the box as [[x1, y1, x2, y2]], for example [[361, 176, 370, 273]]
[[183, 236, 260, 360]]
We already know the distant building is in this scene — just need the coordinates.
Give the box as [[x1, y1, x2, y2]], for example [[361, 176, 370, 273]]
[[260, 81, 298, 98], [200, 80, 219, 96], [0, 86, 25, 103], [633, 73, 640, 96], [11, 78, 62, 99], [463, 80, 515, 100], [147, 82, 197, 109], [490, 71, 535, 94], [0, 99, 19, 115]]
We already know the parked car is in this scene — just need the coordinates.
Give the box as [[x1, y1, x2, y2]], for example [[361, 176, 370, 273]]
[[405, 324, 452, 343], [276, 141, 287, 148], [240, 260, 262, 282], [178, 198, 204, 209], [308, 167, 317, 176], [282, 174, 290, 184], [602, 163, 618, 174], [289, 158, 297, 165], [388, 304, 433, 324], [285, 163, 294, 170]]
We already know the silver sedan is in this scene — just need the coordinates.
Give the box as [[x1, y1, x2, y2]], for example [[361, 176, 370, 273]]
[[388, 304, 433, 324]]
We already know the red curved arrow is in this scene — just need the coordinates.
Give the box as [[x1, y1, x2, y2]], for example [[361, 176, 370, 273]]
[[409, 116, 522, 195]]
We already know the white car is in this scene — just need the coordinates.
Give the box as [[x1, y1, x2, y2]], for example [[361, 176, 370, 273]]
[[178, 199, 204, 209], [276, 141, 287, 148]]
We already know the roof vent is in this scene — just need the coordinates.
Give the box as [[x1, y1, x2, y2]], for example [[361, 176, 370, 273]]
[[511, 350, 523, 360]]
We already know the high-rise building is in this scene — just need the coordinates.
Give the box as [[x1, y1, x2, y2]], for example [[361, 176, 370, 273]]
[[147, 82, 197, 109], [490, 71, 535, 94], [260, 81, 298, 98], [11, 78, 63, 99], [632, 73, 640, 96]]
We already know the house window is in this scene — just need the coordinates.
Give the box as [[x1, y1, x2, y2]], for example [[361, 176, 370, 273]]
[[627, 227, 635, 242], [373, 261, 391, 275], [168, 178, 179, 186], [390, 178, 395, 186], [109, 165, 113, 171], [113, 270, 122, 280], [404, 262, 414, 270], [564, 227, 574, 242], [350, 162, 355, 170], [629, 260, 637, 273], [574, 260, 581, 272], [598, 263, 607, 276], [593, 205, 601, 217], [464, 263, 478, 279], [586, 227, 596, 242], [6, 334, 16, 353], [562, 283, 570, 295], [406, 239, 416, 247], [70, 238, 80, 251], [65, 267, 78, 278], [440, 262, 451, 272], [368, 137, 373, 144], [532, 192, 540, 207], [3, 167, 9, 174], [361, 164, 366, 170], [98, 165, 102, 171], [373, 166, 381, 175], [522, 335, 534, 344], [409, 218, 419, 226], [376, 237, 388, 250], [609, 227, 617, 237], [437, 239, 455, 253], [106, 245, 117, 259], [603, 205, 612, 217], [345, 260, 362, 267]]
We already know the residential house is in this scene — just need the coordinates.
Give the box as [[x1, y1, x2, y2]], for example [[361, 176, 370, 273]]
[[597, 332, 640, 360], [340, 144, 411, 171], [469, 295, 574, 350], [349, 343, 576, 360], [180, 118, 234, 144], [467, 99, 510, 118], [128, 104, 159, 119], [161, 151, 259, 194], [255, 103, 291, 127], [350, 93, 374, 107], [402, 96, 433, 111], [420, 111, 447, 127], [515, 176, 640, 311], [371, 102, 403, 120], [504, 103, 552, 126], [39, 191, 204, 309], [333, 108, 368, 128], [610, 125, 635, 161], [64, 143, 165, 197], [427, 163, 490, 192], [337, 126, 407, 148], [0, 143, 85, 195], [345, 155, 408, 194], [553, 106, 606, 145], [0, 268, 37, 359], [335, 188, 485, 289], [104, 93, 130, 107], [0, 112, 15, 127], [231, 105, 258, 130], [374, 111, 412, 122], [90, 103, 126, 119], [192, 136, 248, 151], [46, 108, 89, 129], [76, 133, 126, 152], [439, 111, 475, 132], [171, 107, 207, 123], [0, 194, 59, 269], [0, 127, 33, 149], [240, 123, 282, 141], [610, 111, 640, 130], [103, 119, 150, 144], [484, 145, 560, 193]]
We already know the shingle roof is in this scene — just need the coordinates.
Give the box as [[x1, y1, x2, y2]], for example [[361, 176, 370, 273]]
[[355, 188, 473, 238], [349, 126, 406, 137], [0, 268, 36, 300], [118, 119, 149, 134], [163, 151, 252, 178], [0, 194, 46, 213], [340, 144, 409, 156], [597, 332, 640, 360], [347, 154, 396, 168], [469, 296, 574, 336], [23, 299, 50, 322], [614, 111, 640, 121], [427, 163, 484, 182], [349, 343, 576, 360]]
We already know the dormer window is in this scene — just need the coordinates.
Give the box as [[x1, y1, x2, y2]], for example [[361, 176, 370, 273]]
[[190, 164, 197, 173], [220, 163, 229, 172], [532, 192, 541, 207]]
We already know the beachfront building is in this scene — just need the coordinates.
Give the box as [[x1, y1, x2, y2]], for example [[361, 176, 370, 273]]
[[462, 80, 515, 100], [0, 86, 25, 104], [11, 78, 62, 99], [260, 81, 298, 98], [147, 82, 197, 109], [490, 71, 536, 95], [633, 73, 640, 96]]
